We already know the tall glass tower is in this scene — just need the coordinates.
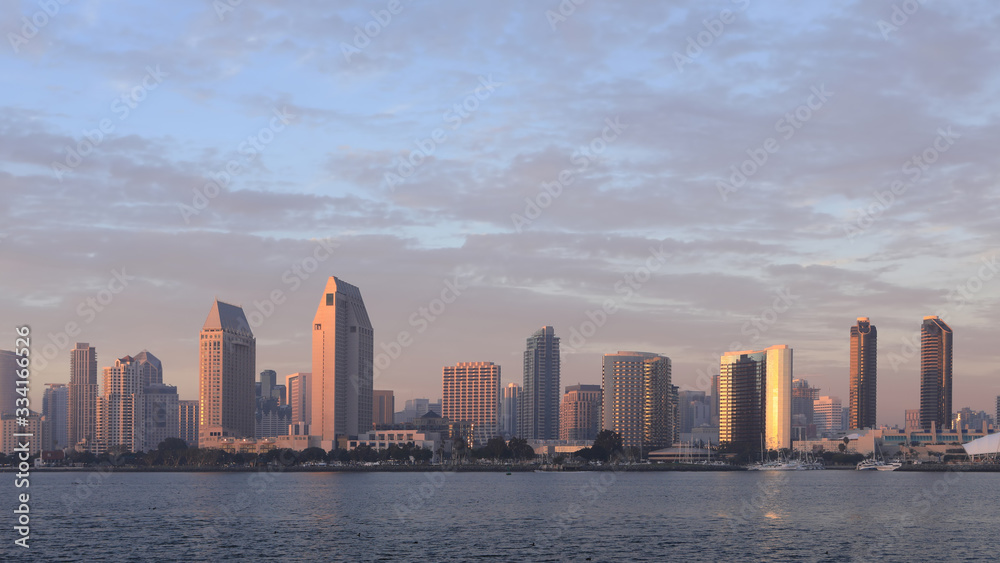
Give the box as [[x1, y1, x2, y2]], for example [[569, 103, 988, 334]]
[[849, 317, 877, 430], [920, 316, 953, 431], [519, 326, 560, 440]]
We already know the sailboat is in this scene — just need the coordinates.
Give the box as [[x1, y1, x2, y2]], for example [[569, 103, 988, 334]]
[[856, 440, 901, 471]]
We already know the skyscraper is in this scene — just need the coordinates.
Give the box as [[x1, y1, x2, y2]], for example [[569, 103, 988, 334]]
[[0, 350, 17, 415], [813, 396, 843, 436], [601, 351, 672, 451], [199, 300, 256, 447], [178, 400, 199, 447], [68, 343, 98, 451], [920, 316, 953, 431], [849, 317, 877, 430], [142, 383, 179, 451], [501, 383, 520, 438], [133, 350, 163, 387], [373, 390, 394, 426], [560, 384, 602, 441], [97, 355, 144, 453], [442, 362, 501, 446], [791, 378, 819, 438], [519, 326, 560, 440], [42, 383, 69, 450], [719, 345, 792, 451], [312, 277, 373, 445], [286, 372, 311, 429]]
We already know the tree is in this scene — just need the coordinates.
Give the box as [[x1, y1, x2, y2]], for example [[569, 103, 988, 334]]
[[453, 438, 467, 463], [299, 447, 327, 463], [593, 430, 623, 461], [507, 437, 535, 461], [157, 438, 189, 452], [484, 437, 510, 461], [838, 443, 846, 453]]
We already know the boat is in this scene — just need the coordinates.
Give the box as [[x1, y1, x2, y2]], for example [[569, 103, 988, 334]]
[[856, 442, 901, 471]]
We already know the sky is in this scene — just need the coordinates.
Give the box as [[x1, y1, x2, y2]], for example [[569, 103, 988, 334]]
[[2, 0, 999, 427]]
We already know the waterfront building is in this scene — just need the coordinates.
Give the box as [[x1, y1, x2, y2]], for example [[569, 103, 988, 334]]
[[178, 400, 199, 448], [1, 412, 42, 456], [0, 350, 17, 415], [501, 383, 520, 438], [442, 362, 501, 446], [519, 326, 561, 440], [199, 300, 256, 447], [602, 351, 673, 451], [97, 355, 143, 453], [68, 343, 98, 451], [920, 316, 953, 430], [285, 372, 310, 429], [719, 345, 792, 451], [373, 390, 394, 427], [312, 277, 373, 445], [791, 378, 819, 438], [42, 383, 69, 450], [813, 396, 843, 436], [559, 384, 601, 441], [142, 383, 179, 452], [849, 317, 877, 430]]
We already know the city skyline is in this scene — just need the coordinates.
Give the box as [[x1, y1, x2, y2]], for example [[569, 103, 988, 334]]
[[6, 3, 1000, 429]]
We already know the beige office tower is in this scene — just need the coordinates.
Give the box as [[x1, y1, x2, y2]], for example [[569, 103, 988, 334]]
[[719, 345, 792, 451], [68, 343, 98, 451], [601, 352, 672, 451], [373, 390, 394, 427], [312, 277, 373, 446], [442, 362, 501, 446], [286, 372, 311, 430], [560, 384, 602, 441], [97, 355, 144, 453], [199, 300, 256, 447]]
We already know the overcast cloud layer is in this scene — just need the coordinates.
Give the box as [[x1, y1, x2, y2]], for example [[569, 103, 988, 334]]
[[2, 0, 1000, 425]]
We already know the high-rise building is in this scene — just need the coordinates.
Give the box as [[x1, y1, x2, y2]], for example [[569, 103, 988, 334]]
[[678, 390, 710, 434], [286, 372, 311, 429], [559, 384, 601, 441], [953, 407, 991, 432], [719, 345, 792, 451], [199, 300, 256, 447], [904, 408, 921, 432], [2, 413, 42, 456], [519, 326, 560, 440], [68, 343, 98, 451], [501, 383, 520, 438], [602, 351, 673, 451], [373, 390, 394, 427], [97, 355, 144, 453], [312, 277, 373, 445], [848, 317, 877, 430], [442, 362, 501, 446], [996, 397, 1000, 433], [178, 400, 199, 447], [671, 385, 680, 445], [920, 316, 953, 431], [143, 383, 179, 451], [791, 379, 819, 438], [395, 398, 436, 424], [0, 350, 18, 415], [42, 383, 69, 450], [133, 350, 163, 387], [255, 378, 292, 439], [813, 396, 843, 436]]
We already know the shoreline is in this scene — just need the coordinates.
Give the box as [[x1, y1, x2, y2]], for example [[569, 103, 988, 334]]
[[5, 463, 997, 473]]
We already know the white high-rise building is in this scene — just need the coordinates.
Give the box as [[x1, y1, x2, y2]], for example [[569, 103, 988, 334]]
[[199, 300, 256, 447], [97, 355, 144, 453], [813, 396, 843, 436], [312, 277, 373, 446]]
